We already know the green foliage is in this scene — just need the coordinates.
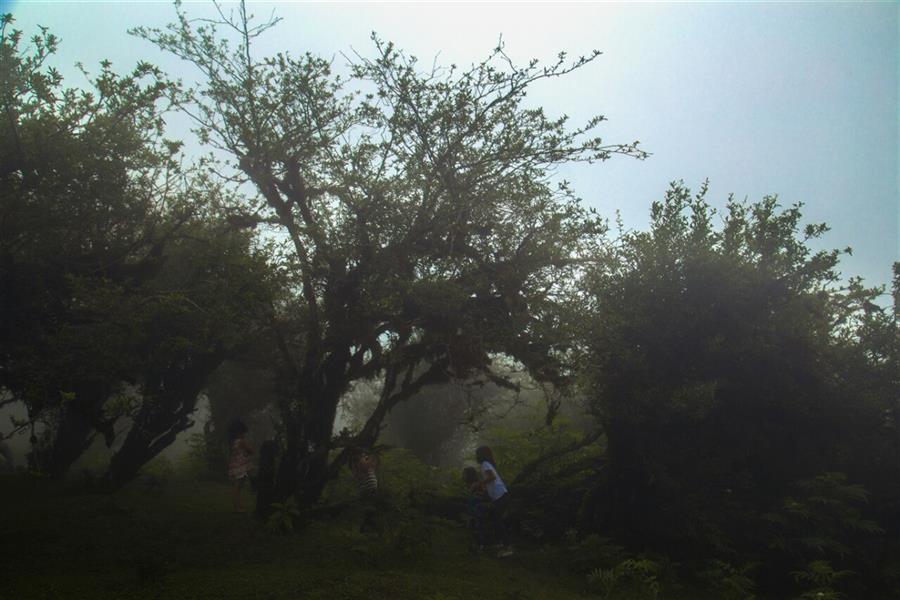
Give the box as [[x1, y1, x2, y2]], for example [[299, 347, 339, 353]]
[[582, 181, 893, 561], [0, 474, 581, 599], [179, 432, 220, 479], [763, 473, 883, 559], [132, 0, 648, 510], [565, 532, 627, 574], [1, 13, 276, 484], [697, 560, 756, 600], [1, 13, 174, 449], [3, 6, 897, 596], [265, 496, 301, 534], [576, 181, 898, 597], [487, 417, 590, 479], [485, 419, 603, 538], [375, 448, 458, 507], [790, 561, 853, 600], [586, 558, 661, 600], [383, 509, 436, 558]]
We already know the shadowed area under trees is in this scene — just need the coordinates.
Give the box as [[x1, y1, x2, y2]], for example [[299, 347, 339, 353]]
[[1, 4, 898, 599]]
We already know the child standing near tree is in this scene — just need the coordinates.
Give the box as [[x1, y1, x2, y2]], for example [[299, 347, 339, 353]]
[[475, 445, 513, 556], [227, 420, 254, 512], [351, 450, 382, 533]]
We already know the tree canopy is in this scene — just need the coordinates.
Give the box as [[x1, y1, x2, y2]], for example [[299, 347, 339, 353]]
[[0, 14, 273, 485], [1, 7, 898, 597], [579, 181, 897, 593], [132, 1, 646, 508]]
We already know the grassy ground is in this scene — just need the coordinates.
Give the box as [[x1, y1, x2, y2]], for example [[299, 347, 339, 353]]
[[1, 472, 593, 600]]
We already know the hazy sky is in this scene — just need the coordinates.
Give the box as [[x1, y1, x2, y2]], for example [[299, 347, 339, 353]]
[[3, 1, 898, 294]]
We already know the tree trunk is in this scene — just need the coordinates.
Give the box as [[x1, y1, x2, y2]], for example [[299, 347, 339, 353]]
[[100, 353, 223, 492], [46, 406, 95, 478], [254, 440, 278, 518], [257, 349, 352, 513], [259, 398, 338, 514], [45, 384, 109, 478]]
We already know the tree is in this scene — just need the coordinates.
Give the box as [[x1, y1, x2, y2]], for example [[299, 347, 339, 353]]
[[580, 181, 894, 587], [0, 14, 273, 485], [827, 264, 900, 552], [135, 1, 646, 510], [1, 13, 177, 474], [98, 222, 275, 490]]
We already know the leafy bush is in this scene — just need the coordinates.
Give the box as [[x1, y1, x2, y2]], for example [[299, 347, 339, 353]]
[[179, 431, 225, 480], [790, 561, 854, 600], [697, 560, 756, 600], [485, 418, 591, 480], [581, 182, 897, 575], [763, 472, 882, 559], [266, 497, 300, 534], [486, 421, 604, 539], [385, 509, 435, 558], [587, 558, 661, 600], [565, 532, 627, 574]]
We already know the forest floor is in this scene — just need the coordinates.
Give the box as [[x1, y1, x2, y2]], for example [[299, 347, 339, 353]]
[[1, 472, 595, 600]]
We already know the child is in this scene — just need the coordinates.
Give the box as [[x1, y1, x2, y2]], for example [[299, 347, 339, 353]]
[[462, 466, 489, 552], [227, 420, 254, 512], [475, 445, 513, 556], [350, 450, 382, 533]]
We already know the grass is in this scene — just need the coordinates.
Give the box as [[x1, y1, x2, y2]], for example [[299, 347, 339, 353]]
[[1, 472, 592, 600]]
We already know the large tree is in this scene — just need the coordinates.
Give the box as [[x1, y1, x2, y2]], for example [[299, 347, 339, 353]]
[[0, 15, 272, 483], [97, 222, 275, 490], [1, 14, 176, 474], [580, 181, 895, 587], [135, 1, 646, 509]]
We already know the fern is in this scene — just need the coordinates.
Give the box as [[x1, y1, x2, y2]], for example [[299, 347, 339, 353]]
[[790, 560, 854, 600], [798, 536, 849, 557], [265, 497, 300, 534], [790, 561, 854, 587], [845, 517, 884, 535], [767, 472, 882, 561], [698, 560, 756, 600], [587, 558, 660, 600]]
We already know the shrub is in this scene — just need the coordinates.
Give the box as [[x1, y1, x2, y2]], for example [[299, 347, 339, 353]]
[[697, 560, 756, 600], [587, 558, 661, 600], [566, 531, 627, 574], [266, 497, 300, 534], [790, 561, 853, 600]]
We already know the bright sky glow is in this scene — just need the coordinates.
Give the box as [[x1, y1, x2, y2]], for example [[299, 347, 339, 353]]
[[3, 1, 897, 293]]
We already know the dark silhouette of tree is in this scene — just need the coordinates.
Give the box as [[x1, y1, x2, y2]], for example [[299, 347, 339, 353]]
[[580, 181, 895, 593], [134, 1, 646, 510], [0, 15, 273, 485], [98, 226, 274, 490]]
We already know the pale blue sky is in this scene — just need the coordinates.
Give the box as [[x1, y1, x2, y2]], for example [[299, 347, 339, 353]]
[[4, 1, 898, 294]]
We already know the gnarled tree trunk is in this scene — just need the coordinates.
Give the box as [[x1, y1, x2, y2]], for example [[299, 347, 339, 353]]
[[100, 352, 224, 492]]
